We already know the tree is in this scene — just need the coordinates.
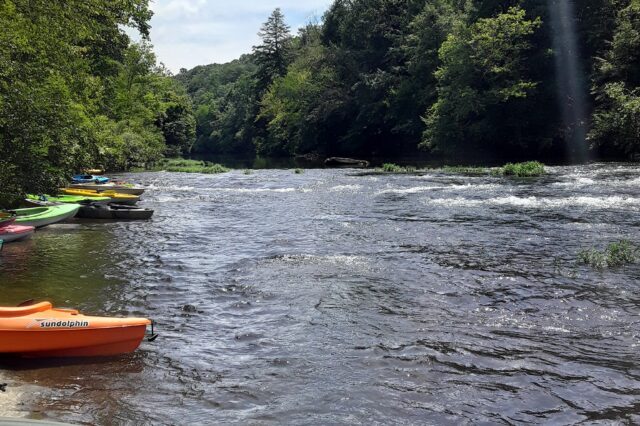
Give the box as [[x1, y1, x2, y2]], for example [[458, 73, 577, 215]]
[[589, 0, 640, 158], [422, 6, 542, 156], [253, 8, 293, 93]]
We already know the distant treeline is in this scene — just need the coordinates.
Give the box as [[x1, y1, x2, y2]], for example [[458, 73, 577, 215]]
[[0, 0, 196, 204], [177, 0, 640, 162]]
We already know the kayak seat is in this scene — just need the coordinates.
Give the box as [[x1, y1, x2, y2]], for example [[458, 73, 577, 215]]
[[0, 302, 53, 317]]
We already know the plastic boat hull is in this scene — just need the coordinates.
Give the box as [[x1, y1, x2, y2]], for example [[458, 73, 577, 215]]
[[0, 302, 151, 358], [69, 183, 145, 196], [13, 205, 80, 228], [77, 204, 154, 220], [61, 189, 139, 205], [0, 225, 35, 242]]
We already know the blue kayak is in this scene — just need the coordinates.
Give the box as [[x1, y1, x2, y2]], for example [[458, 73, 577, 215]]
[[72, 175, 110, 184]]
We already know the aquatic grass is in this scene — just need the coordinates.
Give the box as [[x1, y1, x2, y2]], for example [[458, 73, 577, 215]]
[[146, 158, 230, 174], [439, 165, 491, 175], [578, 240, 638, 269], [378, 163, 417, 173], [500, 161, 545, 177], [294, 168, 304, 174]]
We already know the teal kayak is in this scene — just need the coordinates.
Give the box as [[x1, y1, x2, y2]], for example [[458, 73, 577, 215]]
[[12, 204, 80, 228]]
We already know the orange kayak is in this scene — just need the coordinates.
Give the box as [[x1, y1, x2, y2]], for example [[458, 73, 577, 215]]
[[0, 302, 153, 358]]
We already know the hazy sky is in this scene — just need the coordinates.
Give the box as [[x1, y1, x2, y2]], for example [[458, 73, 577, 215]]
[[142, 0, 333, 73]]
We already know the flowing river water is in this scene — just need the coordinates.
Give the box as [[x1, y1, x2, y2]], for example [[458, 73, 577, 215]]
[[1, 163, 640, 424]]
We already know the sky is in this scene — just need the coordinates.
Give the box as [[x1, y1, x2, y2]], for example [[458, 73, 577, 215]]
[[139, 0, 333, 73]]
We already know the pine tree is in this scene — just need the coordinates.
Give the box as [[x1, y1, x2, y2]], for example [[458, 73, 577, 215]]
[[253, 8, 292, 93]]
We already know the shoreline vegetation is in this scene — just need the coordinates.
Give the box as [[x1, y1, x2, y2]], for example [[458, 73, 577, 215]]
[[136, 158, 547, 178], [2, 1, 640, 205], [373, 161, 546, 177]]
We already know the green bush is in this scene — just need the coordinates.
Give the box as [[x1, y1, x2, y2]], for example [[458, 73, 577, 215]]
[[153, 158, 230, 174], [578, 240, 638, 269], [439, 165, 490, 175], [380, 163, 416, 173], [500, 161, 545, 177]]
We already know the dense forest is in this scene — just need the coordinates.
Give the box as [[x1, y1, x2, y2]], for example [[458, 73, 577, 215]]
[[0, 0, 195, 204], [1, 0, 640, 204], [178, 0, 640, 162]]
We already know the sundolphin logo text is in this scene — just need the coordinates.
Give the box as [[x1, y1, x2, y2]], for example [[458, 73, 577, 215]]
[[26, 319, 90, 329]]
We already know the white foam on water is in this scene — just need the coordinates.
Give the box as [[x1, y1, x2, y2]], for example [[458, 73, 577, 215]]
[[551, 177, 596, 188], [378, 183, 502, 195], [330, 184, 363, 192], [279, 254, 369, 268], [146, 184, 196, 192], [552, 175, 640, 188], [377, 186, 448, 195], [209, 187, 308, 194], [427, 195, 640, 209]]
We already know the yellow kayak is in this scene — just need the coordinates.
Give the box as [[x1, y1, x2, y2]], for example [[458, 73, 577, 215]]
[[61, 188, 140, 205]]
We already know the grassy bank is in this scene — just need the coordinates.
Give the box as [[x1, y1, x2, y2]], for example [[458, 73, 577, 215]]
[[372, 161, 546, 177], [142, 159, 230, 174]]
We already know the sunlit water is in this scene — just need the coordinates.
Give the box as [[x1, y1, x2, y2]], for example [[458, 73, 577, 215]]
[[1, 164, 640, 424]]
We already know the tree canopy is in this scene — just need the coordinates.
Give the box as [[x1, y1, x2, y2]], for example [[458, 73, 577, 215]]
[[0, 0, 195, 206], [179, 1, 640, 161]]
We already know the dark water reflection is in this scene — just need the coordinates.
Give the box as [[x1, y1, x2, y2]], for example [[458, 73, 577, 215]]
[[1, 163, 640, 424]]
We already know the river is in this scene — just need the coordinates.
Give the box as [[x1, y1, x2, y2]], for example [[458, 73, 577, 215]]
[[1, 163, 639, 424]]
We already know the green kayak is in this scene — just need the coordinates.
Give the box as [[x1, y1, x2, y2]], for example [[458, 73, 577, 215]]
[[12, 204, 81, 228], [27, 194, 111, 204]]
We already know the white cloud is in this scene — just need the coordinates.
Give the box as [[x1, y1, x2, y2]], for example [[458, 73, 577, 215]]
[[141, 0, 333, 72]]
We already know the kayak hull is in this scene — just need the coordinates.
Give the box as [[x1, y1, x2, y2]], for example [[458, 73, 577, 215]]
[[0, 225, 35, 242], [2, 327, 148, 358], [77, 204, 154, 220], [0, 302, 151, 358], [61, 189, 140, 205], [13, 205, 80, 228], [26, 194, 111, 205], [72, 175, 110, 184], [69, 183, 145, 196]]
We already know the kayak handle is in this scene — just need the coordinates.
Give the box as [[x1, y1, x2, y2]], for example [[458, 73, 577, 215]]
[[148, 320, 159, 342]]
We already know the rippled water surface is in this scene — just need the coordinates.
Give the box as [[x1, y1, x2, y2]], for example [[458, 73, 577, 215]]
[[1, 164, 640, 424]]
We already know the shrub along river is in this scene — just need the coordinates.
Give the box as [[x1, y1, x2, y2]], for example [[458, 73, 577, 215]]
[[1, 163, 640, 424]]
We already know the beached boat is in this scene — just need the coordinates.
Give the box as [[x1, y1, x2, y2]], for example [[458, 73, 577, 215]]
[[76, 203, 154, 220], [12, 204, 80, 228], [72, 174, 110, 184], [0, 224, 35, 243], [0, 211, 16, 228], [85, 168, 105, 175], [0, 301, 154, 357], [60, 188, 140, 205], [26, 194, 111, 205], [68, 182, 145, 196]]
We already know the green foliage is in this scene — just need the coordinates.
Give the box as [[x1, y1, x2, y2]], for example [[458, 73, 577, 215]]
[[254, 8, 293, 93], [590, 1, 640, 158], [176, 56, 258, 155], [153, 158, 230, 174], [423, 6, 542, 154], [0, 0, 195, 206], [379, 163, 417, 173], [578, 240, 638, 269], [439, 165, 490, 175], [500, 161, 546, 177]]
